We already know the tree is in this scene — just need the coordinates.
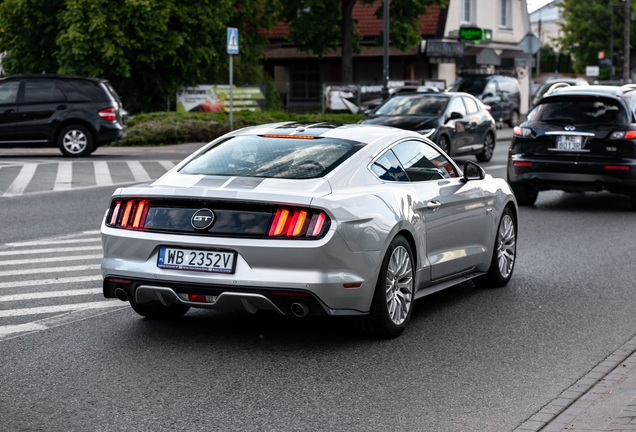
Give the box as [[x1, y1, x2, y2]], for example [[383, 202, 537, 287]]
[[0, 0, 280, 112], [558, 0, 636, 79], [281, 0, 447, 83], [538, 44, 573, 75]]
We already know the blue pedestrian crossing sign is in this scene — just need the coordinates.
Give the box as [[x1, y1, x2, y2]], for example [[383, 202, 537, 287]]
[[227, 28, 239, 55]]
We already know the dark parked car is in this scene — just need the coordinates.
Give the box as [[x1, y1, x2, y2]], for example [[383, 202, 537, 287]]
[[531, 77, 589, 107], [508, 85, 636, 207], [0, 74, 127, 157], [360, 91, 497, 162], [447, 74, 521, 127]]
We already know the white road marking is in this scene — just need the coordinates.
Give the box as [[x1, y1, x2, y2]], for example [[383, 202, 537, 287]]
[[93, 161, 113, 186], [0, 245, 102, 257], [0, 288, 102, 302], [158, 160, 175, 171], [127, 161, 151, 182], [0, 323, 48, 336], [5, 237, 100, 247], [0, 254, 102, 266], [0, 275, 102, 289], [3, 163, 38, 196], [53, 161, 73, 190], [0, 264, 101, 277], [0, 300, 123, 317]]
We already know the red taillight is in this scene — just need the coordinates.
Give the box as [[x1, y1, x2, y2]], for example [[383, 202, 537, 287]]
[[108, 199, 149, 230], [188, 294, 208, 303], [98, 107, 117, 122], [626, 131, 636, 139], [604, 165, 630, 171], [267, 208, 328, 238], [513, 126, 523, 136], [513, 161, 532, 167]]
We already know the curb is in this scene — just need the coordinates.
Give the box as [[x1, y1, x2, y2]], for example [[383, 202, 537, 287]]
[[515, 333, 636, 431]]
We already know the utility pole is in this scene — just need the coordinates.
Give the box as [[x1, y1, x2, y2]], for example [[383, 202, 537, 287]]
[[381, 0, 390, 101], [624, 0, 631, 82], [536, 17, 542, 77]]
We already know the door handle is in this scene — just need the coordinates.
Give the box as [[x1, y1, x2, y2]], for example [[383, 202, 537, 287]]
[[56, 105, 67, 110], [427, 200, 441, 211]]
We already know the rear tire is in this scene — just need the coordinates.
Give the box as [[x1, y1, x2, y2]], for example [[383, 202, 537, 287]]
[[630, 192, 636, 210], [57, 124, 93, 157], [129, 298, 190, 319], [511, 183, 538, 206], [476, 132, 495, 162], [474, 208, 517, 288], [358, 235, 414, 338]]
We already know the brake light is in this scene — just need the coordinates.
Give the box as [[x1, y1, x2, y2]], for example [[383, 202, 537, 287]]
[[267, 208, 328, 238], [604, 165, 630, 171], [262, 134, 315, 139], [107, 199, 149, 230], [513, 127, 532, 137], [513, 161, 532, 167], [98, 107, 117, 122], [626, 131, 636, 139]]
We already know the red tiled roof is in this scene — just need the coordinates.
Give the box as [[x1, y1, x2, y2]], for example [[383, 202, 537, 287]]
[[264, 2, 442, 39]]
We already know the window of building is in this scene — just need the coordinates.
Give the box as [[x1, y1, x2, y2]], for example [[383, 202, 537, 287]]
[[290, 64, 320, 101], [461, 0, 476, 24], [499, 0, 512, 29]]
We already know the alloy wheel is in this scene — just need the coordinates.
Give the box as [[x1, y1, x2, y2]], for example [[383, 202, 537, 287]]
[[497, 214, 516, 279], [62, 129, 88, 154], [385, 245, 413, 326]]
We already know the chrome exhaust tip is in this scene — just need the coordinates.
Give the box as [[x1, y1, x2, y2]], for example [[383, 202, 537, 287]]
[[114, 287, 129, 302], [289, 302, 310, 318]]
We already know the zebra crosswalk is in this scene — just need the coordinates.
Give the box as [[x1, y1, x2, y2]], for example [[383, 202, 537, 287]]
[[0, 160, 179, 197], [0, 231, 126, 340]]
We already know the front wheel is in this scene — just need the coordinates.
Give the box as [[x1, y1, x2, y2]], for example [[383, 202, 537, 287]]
[[358, 235, 415, 338], [476, 132, 495, 162], [474, 207, 517, 288], [57, 124, 94, 157], [436, 135, 450, 155]]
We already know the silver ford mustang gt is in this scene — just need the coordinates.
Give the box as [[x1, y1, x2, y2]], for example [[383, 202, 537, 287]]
[[101, 122, 517, 337]]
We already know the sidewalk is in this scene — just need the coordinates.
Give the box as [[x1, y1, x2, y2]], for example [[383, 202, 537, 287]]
[[516, 332, 636, 431]]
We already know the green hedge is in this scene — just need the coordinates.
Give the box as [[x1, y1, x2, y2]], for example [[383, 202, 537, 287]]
[[113, 111, 365, 146]]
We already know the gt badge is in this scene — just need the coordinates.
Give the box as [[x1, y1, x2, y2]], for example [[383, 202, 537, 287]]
[[191, 209, 215, 230]]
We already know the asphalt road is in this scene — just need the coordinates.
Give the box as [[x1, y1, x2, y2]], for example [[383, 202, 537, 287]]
[[2, 136, 636, 431]]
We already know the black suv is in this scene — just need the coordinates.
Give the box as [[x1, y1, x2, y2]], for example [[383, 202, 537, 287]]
[[0, 75, 127, 157], [447, 74, 521, 127], [508, 85, 636, 208]]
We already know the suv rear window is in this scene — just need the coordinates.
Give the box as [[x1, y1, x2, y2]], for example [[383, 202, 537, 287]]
[[531, 97, 628, 124], [180, 136, 361, 179], [57, 80, 106, 102], [375, 94, 449, 116], [447, 77, 489, 95]]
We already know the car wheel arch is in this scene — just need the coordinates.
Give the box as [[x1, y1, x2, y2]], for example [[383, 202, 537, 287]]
[[55, 118, 97, 144]]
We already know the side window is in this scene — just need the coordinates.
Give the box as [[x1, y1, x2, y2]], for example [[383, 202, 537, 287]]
[[484, 81, 497, 97], [447, 97, 467, 117], [0, 81, 20, 104], [392, 140, 458, 181], [370, 150, 409, 182], [463, 96, 479, 114], [58, 80, 106, 101], [23, 80, 66, 103]]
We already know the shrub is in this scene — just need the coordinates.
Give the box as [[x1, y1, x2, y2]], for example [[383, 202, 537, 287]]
[[113, 111, 365, 146]]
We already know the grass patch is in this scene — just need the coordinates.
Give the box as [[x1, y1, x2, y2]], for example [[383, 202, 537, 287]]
[[113, 111, 365, 146]]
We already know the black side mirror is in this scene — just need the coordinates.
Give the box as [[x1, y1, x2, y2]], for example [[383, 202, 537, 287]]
[[448, 111, 463, 121], [462, 160, 485, 182], [484, 92, 494, 98]]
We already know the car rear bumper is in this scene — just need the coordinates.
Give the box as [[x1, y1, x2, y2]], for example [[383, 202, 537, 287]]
[[507, 156, 636, 193], [101, 224, 383, 316], [96, 123, 127, 145]]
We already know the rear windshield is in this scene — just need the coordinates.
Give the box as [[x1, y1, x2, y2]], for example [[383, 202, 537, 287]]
[[447, 77, 489, 95], [531, 97, 629, 124], [180, 135, 361, 179], [375, 94, 449, 116]]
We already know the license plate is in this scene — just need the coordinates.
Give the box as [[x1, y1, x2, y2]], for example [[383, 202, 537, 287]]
[[556, 135, 583, 150], [157, 247, 236, 273]]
